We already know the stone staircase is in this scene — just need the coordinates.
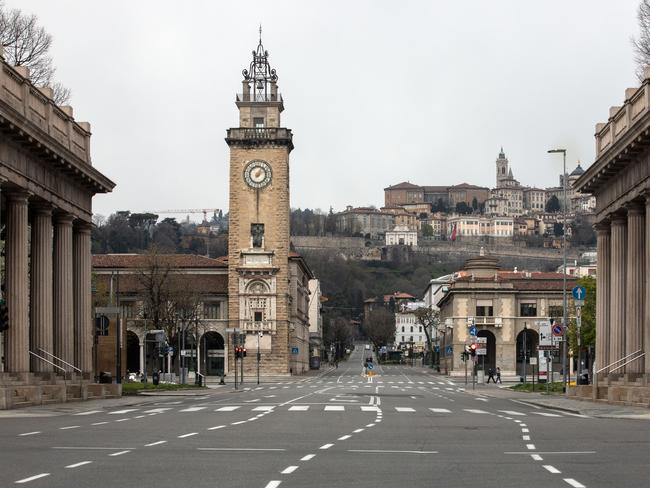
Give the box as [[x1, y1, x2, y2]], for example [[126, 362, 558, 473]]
[[569, 373, 650, 408], [0, 372, 121, 409]]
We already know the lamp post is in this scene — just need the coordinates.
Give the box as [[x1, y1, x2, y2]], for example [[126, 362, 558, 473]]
[[522, 323, 527, 384], [548, 148, 568, 395]]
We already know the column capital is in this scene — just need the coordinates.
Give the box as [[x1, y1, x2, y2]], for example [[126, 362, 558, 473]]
[[625, 201, 645, 216], [594, 219, 611, 234], [5, 189, 31, 203], [610, 212, 628, 226], [73, 220, 93, 234], [30, 201, 53, 216], [53, 212, 75, 225]]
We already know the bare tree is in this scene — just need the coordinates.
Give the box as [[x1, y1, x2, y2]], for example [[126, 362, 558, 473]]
[[633, 0, 650, 81], [137, 246, 173, 337], [0, 3, 70, 104], [362, 308, 395, 358], [414, 307, 440, 368]]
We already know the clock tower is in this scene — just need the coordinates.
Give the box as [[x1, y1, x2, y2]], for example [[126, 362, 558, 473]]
[[225, 33, 294, 375]]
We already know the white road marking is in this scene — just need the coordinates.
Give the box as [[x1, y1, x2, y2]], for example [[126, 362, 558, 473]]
[[197, 448, 286, 451], [366, 423, 375, 427], [232, 421, 246, 425], [300, 454, 315, 461], [281, 466, 299, 474], [178, 433, 198, 438], [15, 473, 50, 483], [395, 407, 415, 412], [143, 408, 172, 413], [522, 428, 530, 433], [429, 408, 452, 413], [253, 406, 275, 411], [91, 422, 108, 426], [264, 482, 282, 488], [463, 409, 490, 414], [288, 406, 309, 411], [361, 406, 379, 412], [180, 407, 206, 412], [563, 479, 586, 488], [115, 418, 129, 422], [65, 461, 92, 469], [134, 415, 145, 419], [531, 454, 543, 461], [324, 406, 344, 411], [74, 410, 102, 416], [109, 450, 130, 457], [59, 425, 80, 430], [145, 441, 167, 446], [532, 412, 562, 417], [208, 425, 226, 430], [338, 435, 351, 440], [544, 465, 561, 474], [215, 406, 240, 411], [18, 431, 40, 436], [353, 429, 364, 433], [526, 444, 536, 450], [348, 449, 437, 454], [319, 443, 334, 449], [476, 398, 489, 402], [108, 409, 137, 415], [523, 435, 531, 441]]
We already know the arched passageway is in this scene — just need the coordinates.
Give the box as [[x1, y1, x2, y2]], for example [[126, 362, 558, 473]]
[[201, 331, 225, 376]]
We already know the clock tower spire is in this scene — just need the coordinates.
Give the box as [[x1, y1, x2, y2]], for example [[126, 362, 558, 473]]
[[225, 33, 294, 375]]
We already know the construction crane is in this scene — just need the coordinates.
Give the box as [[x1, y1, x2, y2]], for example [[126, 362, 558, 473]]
[[144, 208, 221, 222]]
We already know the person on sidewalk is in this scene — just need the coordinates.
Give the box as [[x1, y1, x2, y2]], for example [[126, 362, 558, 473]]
[[486, 367, 496, 384], [496, 367, 502, 384]]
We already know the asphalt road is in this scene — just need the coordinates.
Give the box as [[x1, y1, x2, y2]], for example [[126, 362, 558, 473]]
[[2, 346, 649, 488]]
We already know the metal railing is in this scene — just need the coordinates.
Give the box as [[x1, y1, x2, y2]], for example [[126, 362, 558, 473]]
[[29, 351, 67, 374], [236, 93, 282, 103], [595, 349, 644, 375], [37, 348, 82, 374]]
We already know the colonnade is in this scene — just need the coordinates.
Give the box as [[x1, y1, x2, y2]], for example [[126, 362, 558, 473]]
[[595, 196, 650, 375], [2, 188, 92, 375]]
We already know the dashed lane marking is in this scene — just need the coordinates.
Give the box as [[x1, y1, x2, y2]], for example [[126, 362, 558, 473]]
[[531, 412, 562, 417], [18, 431, 40, 436], [207, 425, 226, 430], [463, 409, 490, 414], [319, 443, 334, 449], [300, 454, 315, 461], [544, 465, 561, 474], [15, 473, 50, 484], [178, 433, 198, 438], [281, 466, 299, 474], [531, 454, 543, 461], [180, 407, 206, 412], [395, 407, 415, 412], [91, 422, 108, 426], [108, 409, 138, 415], [73, 410, 102, 416], [109, 450, 131, 457], [429, 408, 452, 413], [338, 435, 351, 440], [563, 479, 586, 488], [264, 482, 282, 488], [65, 461, 92, 469], [145, 441, 167, 446], [215, 406, 240, 412], [59, 425, 80, 430]]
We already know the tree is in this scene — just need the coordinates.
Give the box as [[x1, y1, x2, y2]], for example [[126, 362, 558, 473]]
[[567, 276, 596, 358], [634, 0, 650, 81], [471, 197, 478, 211], [414, 307, 439, 367], [362, 308, 395, 357], [137, 247, 173, 336], [421, 223, 433, 237], [0, 4, 70, 104], [323, 317, 352, 361], [570, 216, 596, 247], [455, 202, 472, 214], [553, 222, 564, 237], [545, 195, 561, 213]]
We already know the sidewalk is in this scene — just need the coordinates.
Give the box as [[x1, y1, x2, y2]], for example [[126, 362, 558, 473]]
[[465, 383, 650, 420]]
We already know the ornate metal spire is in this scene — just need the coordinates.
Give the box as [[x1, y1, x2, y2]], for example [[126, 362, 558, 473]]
[[242, 26, 277, 100]]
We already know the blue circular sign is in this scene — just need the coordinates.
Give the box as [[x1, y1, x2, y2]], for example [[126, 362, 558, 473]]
[[367, 363, 374, 370], [552, 324, 563, 336]]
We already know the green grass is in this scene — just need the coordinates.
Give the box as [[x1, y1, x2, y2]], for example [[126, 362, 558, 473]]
[[509, 382, 565, 394], [121, 382, 206, 395]]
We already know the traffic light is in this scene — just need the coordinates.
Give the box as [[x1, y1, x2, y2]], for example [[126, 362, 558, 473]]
[[234, 346, 240, 359], [469, 343, 477, 357], [242, 348, 247, 358], [0, 299, 8, 332]]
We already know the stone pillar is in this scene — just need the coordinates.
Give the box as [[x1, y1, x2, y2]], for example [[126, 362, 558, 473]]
[[646, 195, 650, 374], [626, 203, 645, 374], [53, 213, 74, 371], [30, 204, 53, 372], [4, 191, 30, 373], [73, 222, 92, 375], [139, 340, 144, 376], [595, 221, 611, 372], [609, 214, 627, 369]]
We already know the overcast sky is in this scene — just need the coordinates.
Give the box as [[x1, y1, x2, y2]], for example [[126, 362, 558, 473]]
[[15, 1, 642, 219]]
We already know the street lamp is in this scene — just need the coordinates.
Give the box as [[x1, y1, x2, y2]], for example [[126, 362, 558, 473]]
[[548, 148, 568, 395]]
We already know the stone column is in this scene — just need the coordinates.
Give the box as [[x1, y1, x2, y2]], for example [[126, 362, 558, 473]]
[[53, 213, 74, 371], [646, 195, 650, 374], [609, 214, 627, 369], [626, 203, 645, 374], [139, 340, 144, 376], [595, 221, 611, 372], [30, 204, 53, 372], [4, 191, 30, 373], [73, 222, 92, 375]]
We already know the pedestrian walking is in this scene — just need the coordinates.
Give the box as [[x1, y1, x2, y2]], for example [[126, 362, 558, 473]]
[[486, 367, 496, 384], [496, 367, 502, 384]]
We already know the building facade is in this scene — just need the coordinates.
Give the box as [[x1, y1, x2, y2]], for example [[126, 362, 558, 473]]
[[437, 254, 575, 377], [386, 225, 418, 246], [0, 51, 115, 408], [336, 206, 395, 238]]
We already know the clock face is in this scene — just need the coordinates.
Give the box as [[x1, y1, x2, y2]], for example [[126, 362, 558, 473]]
[[244, 160, 272, 189]]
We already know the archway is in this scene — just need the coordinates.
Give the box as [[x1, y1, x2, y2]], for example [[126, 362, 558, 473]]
[[126, 331, 140, 374], [516, 328, 539, 378], [201, 331, 225, 376], [477, 330, 496, 372]]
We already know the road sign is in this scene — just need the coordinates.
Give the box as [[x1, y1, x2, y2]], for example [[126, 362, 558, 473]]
[[291, 347, 299, 355], [167, 346, 174, 354], [572, 286, 586, 301], [180, 349, 196, 357], [445, 345, 453, 355], [529, 357, 538, 366], [469, 326, 478, 336], [475, 337, 487, 355], [367, 363, 374, 370], [552, 324, 563, 337], [576, 306, 581, 319], [538, 320, 557, 350]]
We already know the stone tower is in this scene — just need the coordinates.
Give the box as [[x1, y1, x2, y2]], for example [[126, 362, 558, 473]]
[[225, 32, 294, 375], [495, 147, 508, 188]]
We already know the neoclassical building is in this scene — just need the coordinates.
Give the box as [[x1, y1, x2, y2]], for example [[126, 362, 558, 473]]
[[0, 49, 114, 408], [575, 68, 650, 401], [437, 253, 575, 377]]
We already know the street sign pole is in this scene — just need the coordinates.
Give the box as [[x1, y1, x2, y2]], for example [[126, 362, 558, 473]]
[[576, 306, 582, 384]]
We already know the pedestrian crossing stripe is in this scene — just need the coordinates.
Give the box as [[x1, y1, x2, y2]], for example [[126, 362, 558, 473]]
[[429, 408, 452, 413], [324, 405, 345, 411], [395, 407, 415, 412], [180, 407, 206, 412], [288, 406, 309, 411], [215, 406, 239, 411]]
